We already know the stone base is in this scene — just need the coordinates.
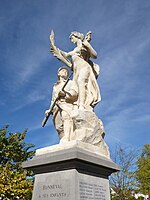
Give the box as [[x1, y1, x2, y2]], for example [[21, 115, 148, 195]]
[[32, 169, 110, 200], [23, 142, 120, 200], [35, 140, 110, 159]]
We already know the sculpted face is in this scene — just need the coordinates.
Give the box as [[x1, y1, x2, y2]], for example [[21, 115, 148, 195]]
[[58, 68, 68, 79], [70, 35, 78, 44]]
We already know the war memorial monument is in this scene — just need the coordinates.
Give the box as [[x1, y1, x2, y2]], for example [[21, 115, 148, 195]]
[[23, 31, 120, 200]]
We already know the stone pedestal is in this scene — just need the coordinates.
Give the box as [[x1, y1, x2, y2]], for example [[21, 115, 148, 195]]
[[23, 141, 120, 200]]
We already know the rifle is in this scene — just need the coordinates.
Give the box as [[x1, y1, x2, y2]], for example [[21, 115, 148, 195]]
[[42, 72, 73, 127]]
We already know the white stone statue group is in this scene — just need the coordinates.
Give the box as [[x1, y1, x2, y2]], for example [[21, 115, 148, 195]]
[[43, 31, 110, 158]]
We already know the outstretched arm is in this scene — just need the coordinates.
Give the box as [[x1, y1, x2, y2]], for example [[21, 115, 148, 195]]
[[49, 31, 72, 68]]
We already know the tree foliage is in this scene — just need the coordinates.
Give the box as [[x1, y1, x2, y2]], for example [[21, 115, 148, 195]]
[[136, 144, 150, 196], [110, 144, 139, 200], [0, 125, 35, 200]]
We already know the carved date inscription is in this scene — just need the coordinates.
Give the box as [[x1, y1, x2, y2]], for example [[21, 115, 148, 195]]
[[79, 181, 107, 200]]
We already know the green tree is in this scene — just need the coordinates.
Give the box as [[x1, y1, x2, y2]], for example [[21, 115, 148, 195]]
[[136, 144, 150, 196], [0, 125, 35, 200], [110, 144, 139, 200]]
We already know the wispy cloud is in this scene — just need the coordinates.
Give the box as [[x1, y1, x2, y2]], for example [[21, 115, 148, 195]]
[[11, 90, 46, 112], [0, 0, 150, 150], [28, 119, 53, 132]]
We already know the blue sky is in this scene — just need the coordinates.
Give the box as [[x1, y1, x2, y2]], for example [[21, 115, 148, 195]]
[[0, 0, 150, 152]]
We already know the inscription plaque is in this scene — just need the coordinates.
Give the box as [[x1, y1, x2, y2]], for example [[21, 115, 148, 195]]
[[79, 181, 107, 200], [38, 183, 67, 199], [35, 182, 70, 199], [32, 172, 72, 200]]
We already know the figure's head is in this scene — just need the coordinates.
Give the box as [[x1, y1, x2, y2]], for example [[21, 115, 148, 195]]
[[57, 67, 69, 80], [69, 31, 84, 44]]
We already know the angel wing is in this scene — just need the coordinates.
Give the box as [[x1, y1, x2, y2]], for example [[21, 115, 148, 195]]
[[50, 31, 72, 68], [84, 31, 92, 42]]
